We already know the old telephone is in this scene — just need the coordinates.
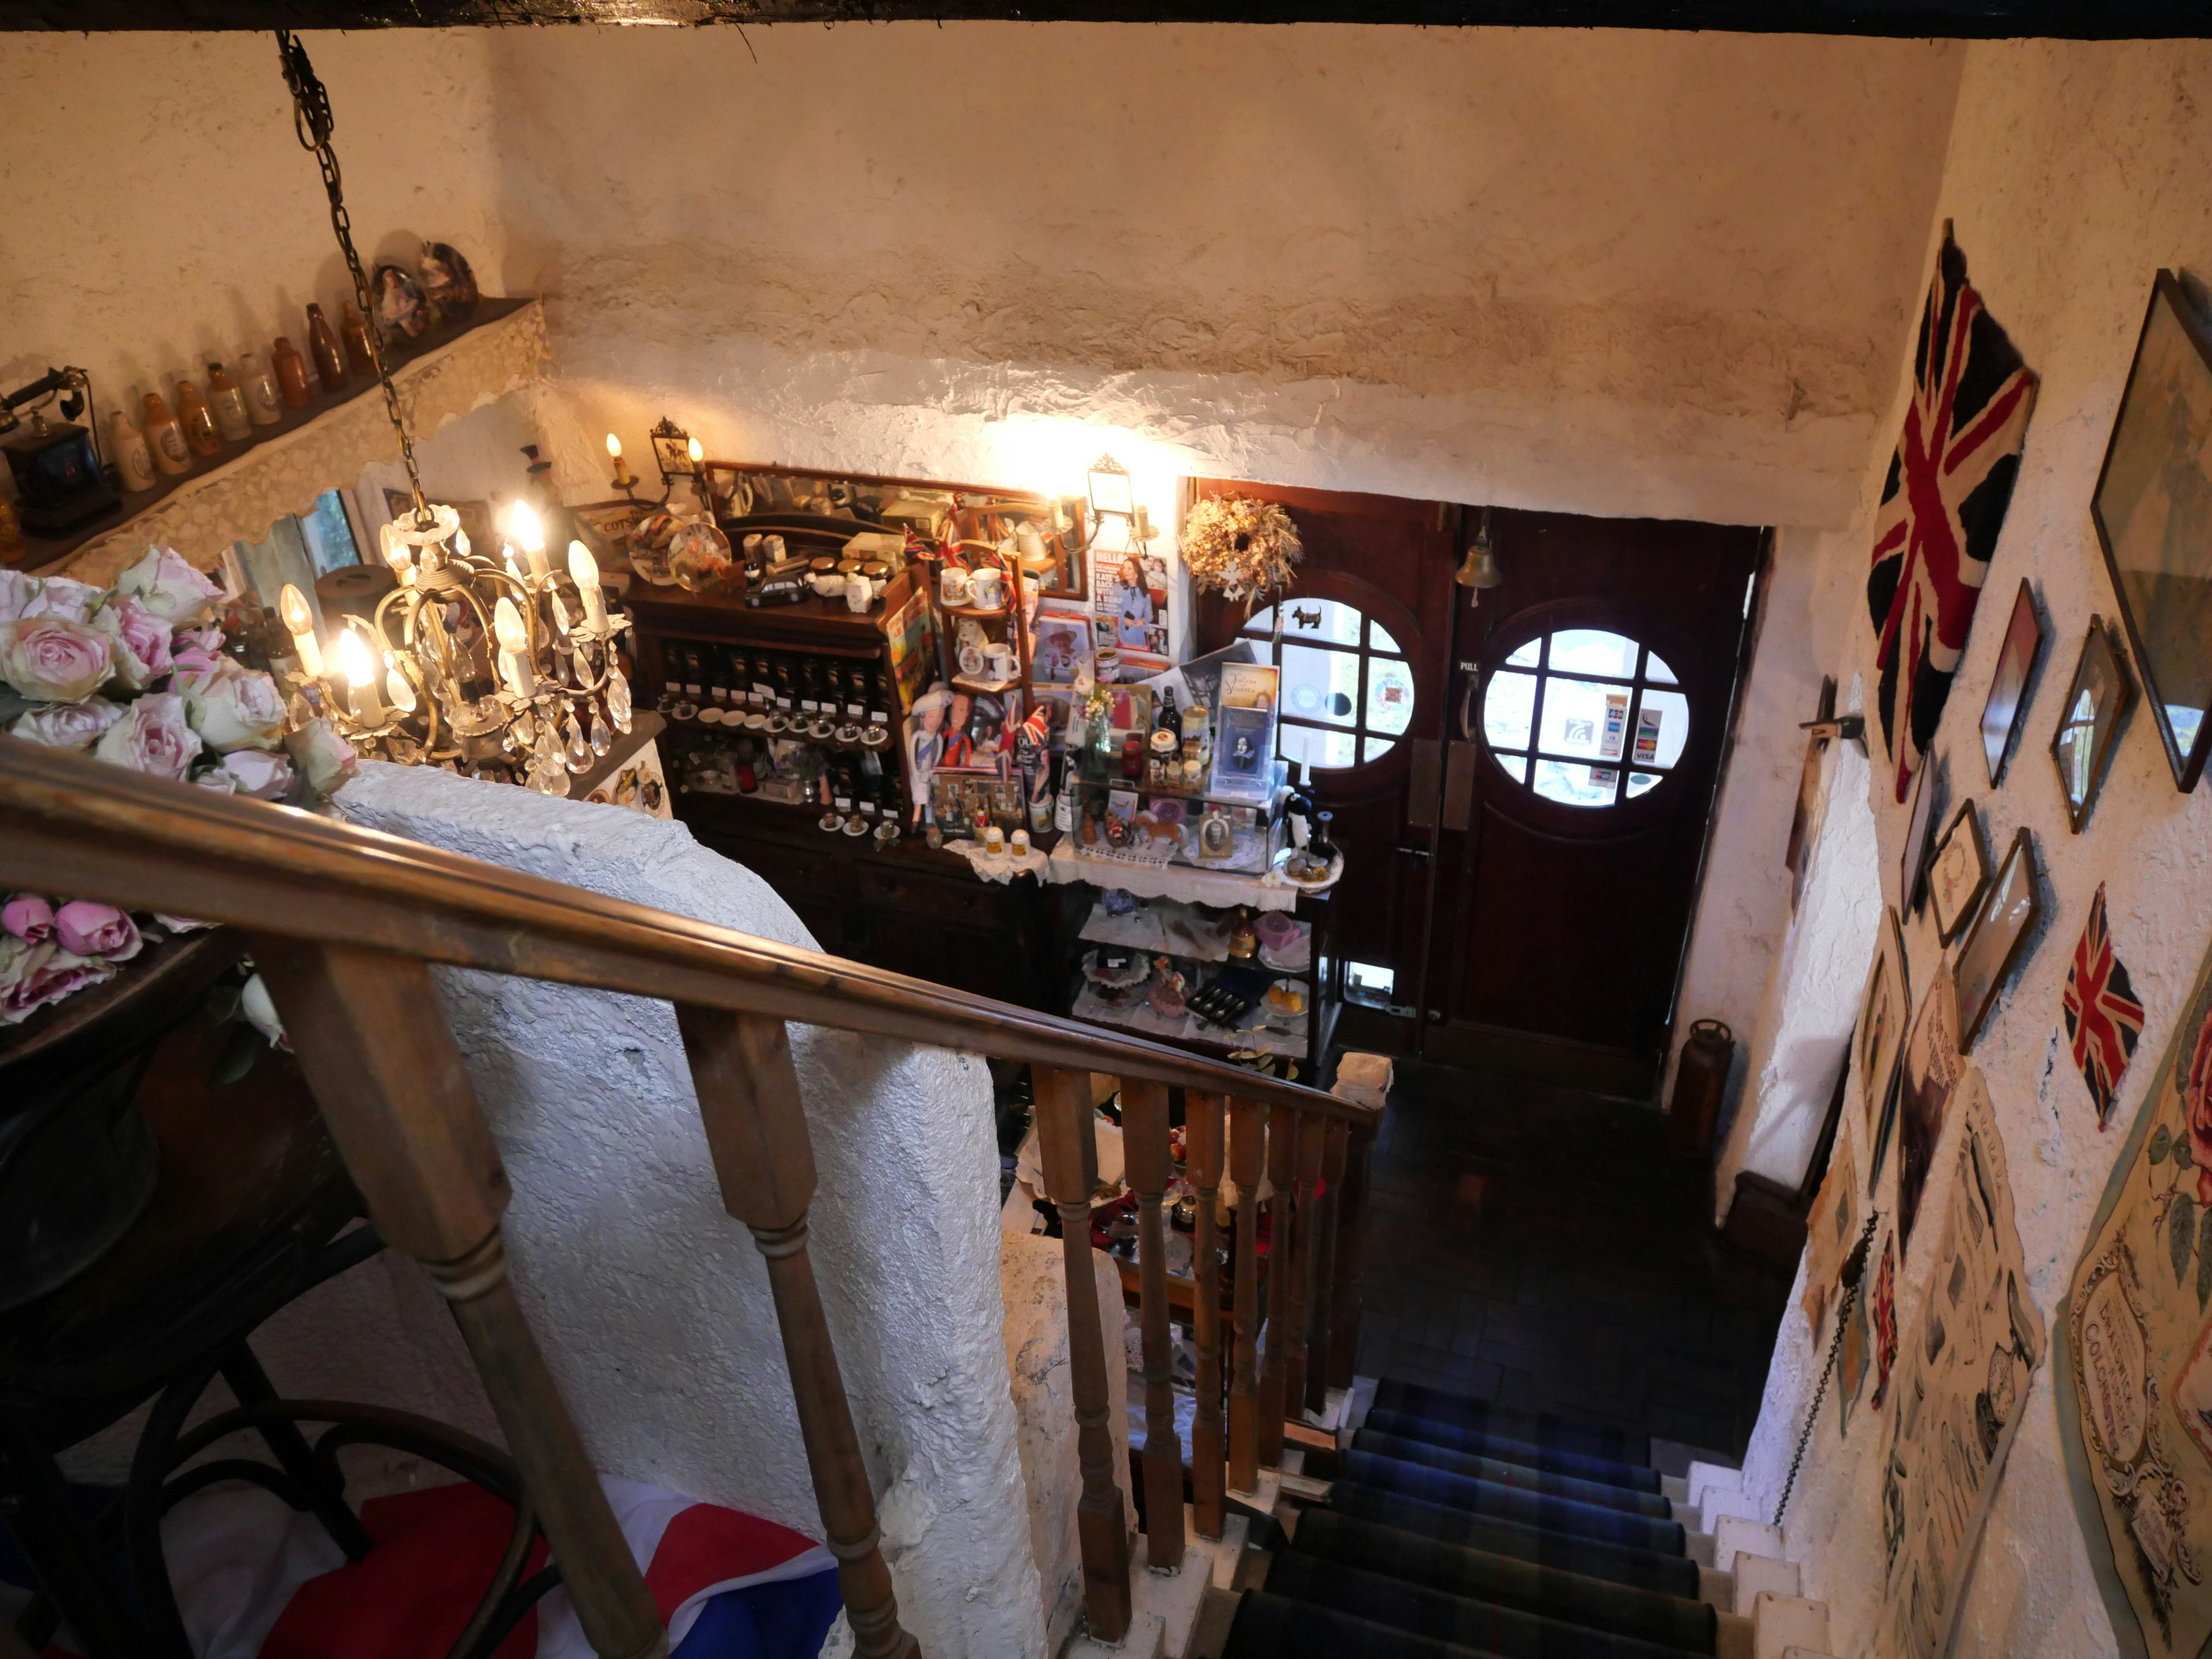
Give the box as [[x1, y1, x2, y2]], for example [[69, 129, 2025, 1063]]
[[1, 365, 119, 537]]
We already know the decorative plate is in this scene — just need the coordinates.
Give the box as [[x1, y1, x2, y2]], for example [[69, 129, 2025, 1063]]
[[419, 241, 479, 323], [370, 263, 429, 343]]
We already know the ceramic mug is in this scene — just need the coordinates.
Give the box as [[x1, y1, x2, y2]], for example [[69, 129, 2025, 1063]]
[[844, 573, 872, 613], [969, 565, 1006, 609], [985, 643, 1016, 680], [1014, 523, 1048, 563], [940, 563, 971, 606]]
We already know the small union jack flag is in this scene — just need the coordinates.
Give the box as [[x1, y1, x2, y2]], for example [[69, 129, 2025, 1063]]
[[1868, 236, 2039, 802], [2064, 882, 2146, 1127]]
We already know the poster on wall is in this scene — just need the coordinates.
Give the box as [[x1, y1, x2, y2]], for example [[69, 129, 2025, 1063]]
[[2059, 927, 2212, 1659], [1896, 978, 1968, 1260], [1876, 1070, 2043, 1659]]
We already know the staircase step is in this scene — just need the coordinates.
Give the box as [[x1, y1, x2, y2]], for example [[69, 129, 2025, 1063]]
[[1340, 1454, 1686, 1556], [1288, 1510, 1719, 1653], [1355, 1429, 1673, 1517], [1365, 1408, 1664, 1493], [1710, 1516, 1783, 1574], [1237, 1566, 1709, 1659], [1374, 1380, 1651, 1466], [1325, 1484, 1702, 1600]]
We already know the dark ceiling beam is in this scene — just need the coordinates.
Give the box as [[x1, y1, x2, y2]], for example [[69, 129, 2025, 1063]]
[[3, 0, 2209, 33]]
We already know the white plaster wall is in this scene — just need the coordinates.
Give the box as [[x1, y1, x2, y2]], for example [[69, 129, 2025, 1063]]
[[0, 31, 509, 501], [1736, 40, 2212, 1659]]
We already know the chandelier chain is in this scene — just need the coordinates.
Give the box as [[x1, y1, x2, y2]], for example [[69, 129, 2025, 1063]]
[[274, 29, 427, 523]]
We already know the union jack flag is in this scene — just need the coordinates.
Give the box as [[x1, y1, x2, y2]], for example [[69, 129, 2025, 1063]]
[[1868, 236, 2039, 802], [2064, 882, 2146, 1127]]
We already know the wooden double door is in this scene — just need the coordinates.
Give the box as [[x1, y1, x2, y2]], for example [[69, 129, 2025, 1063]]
[[1194, 482, 1763, 1098]]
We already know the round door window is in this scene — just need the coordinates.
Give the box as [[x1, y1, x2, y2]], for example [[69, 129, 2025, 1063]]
[[1237, 600, 1416, 769], [1481, 629, 1688, 807]]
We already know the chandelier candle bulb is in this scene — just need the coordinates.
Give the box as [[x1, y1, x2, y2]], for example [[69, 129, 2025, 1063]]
[[494, 597, 533, 698], [334, 628, 382, 723], [507, 500, 550, 578], [383, 655, 417, 714], [568, 540, 608, 630], [607, 433, 632, 488], [276, 584, 324, 679]]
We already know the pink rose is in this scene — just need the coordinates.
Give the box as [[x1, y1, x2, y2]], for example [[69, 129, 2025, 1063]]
[[0, 570, 39, 623], [92, 692, 202, 781], [115, 547, 222, 623], [21, 576, 102, 623], [183, 658, 286, 752], [0, 616, 113, 702], [53, 901, 140, 963], [170, 626, 225, 679], [95, 594, 174, 692], [9, 698, 123, 749], [284, 717, 358, 797], [219, 748, 294, 800], [0, 940, 116, 1025], [2, 895, 55, 943]]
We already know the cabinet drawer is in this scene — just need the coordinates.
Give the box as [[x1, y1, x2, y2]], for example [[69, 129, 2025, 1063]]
[[697, 832, 844, 902], [851, 862, 1003, 925]]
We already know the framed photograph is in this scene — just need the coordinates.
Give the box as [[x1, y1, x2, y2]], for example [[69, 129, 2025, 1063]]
[[1979, 579, 2046, 789], [2090, 270, 2212, 791], [1899, 757, 1938, 914], [1926, 798, 1990, 945], [1858, 905, 1910, 1142], [2050, 618, 2136, 834], [1029, 612, 1094, 687], [1894, 975, 1966, 1257], [1951, 825, 2043, 1052]]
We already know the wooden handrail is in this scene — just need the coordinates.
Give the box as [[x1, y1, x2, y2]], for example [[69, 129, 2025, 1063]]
[[0, 741, 1372, 1127]]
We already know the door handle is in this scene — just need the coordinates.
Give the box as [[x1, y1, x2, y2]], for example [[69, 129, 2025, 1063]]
[[1394, 844, 1432, 863]]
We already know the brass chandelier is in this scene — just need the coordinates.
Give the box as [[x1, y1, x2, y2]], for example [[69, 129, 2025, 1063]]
[[271, 31, 631, 794]]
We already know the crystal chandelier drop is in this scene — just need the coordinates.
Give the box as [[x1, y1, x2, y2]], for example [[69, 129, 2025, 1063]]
[[272, 32, 630, 793]]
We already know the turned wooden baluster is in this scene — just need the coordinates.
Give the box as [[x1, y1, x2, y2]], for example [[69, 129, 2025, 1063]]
[[1032, 1066, 1132, 1642], [1281, 1110, 1325, 1421], [1120, 1078, 1186, 1570], [1257, 1104, 1298, 1469], [1326, 1120, 1375, 1391], [1185, 1090, 1228, 1538], [1226, 1098, 1264, 1494], [251, 940, 665, 1659], [1304, 1118, 1350, 1416], [676, 1009, 920, 1659]]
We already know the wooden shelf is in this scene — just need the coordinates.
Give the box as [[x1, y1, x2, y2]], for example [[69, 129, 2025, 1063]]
[[6, 298, 536, 574]]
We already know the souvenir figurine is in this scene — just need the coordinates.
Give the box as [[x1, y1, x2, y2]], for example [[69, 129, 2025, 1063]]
[[418, 241, 479, 323]]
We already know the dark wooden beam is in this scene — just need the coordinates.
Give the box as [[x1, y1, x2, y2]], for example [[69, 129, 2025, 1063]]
[[3, 0, 2209, 36]]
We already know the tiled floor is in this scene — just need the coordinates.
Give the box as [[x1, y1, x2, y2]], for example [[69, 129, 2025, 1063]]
[[1353, 1056, 1790, 1457]]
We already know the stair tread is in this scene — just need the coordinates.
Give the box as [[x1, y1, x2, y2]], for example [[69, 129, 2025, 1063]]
[[1326, 1485, 1702, 1600], [1366, 1408, 1664, 1494], [1340, 1454, 1687, 1556], [1355, 1429, 1675, 1517], [1227, 1581, 1707, 1659], [1373, 1379, 1652, 1466]]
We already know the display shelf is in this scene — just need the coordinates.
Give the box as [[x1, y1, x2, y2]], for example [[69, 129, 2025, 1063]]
[[1069, 984, 1310, 1061], [952, 672, 1022, 695], [1046, 841, 1301, 911]]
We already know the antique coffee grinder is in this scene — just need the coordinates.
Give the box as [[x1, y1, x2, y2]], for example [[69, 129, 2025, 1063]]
[[1, 366, 119, 536]]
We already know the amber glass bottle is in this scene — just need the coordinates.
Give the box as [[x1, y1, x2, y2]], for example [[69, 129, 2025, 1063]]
[[271, 337, 313, 408], [339, 302, 377, 378], [140, 389, 191, 475], [173, 378, 224, 458], [206, 362, 253, 442], [305, 304, 346, 391]]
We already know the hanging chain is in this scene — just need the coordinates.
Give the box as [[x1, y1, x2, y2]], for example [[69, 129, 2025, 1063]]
[[274, 29, 427, 524], [1772, 1210, 1881, 1528]]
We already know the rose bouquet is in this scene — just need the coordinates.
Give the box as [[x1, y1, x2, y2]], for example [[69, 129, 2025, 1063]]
[[0, 546, 357, 1027]]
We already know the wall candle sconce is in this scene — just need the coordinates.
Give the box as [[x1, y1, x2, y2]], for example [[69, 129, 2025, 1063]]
[[607, 432, 635, 497]]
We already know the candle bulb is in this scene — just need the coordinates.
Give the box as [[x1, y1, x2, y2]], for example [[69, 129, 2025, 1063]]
[[494, 597, 533, 699], [276, 583, 324, 679], [686, 436, 703, 470], [334, 628, 382, 723], [1132, 503, 1153, 540], [607, 432, 632, 488], [384, 654, 418, 714], [378, 521, 415, 585], [507, 500, 549, 578], [568, 540, 608, 631]]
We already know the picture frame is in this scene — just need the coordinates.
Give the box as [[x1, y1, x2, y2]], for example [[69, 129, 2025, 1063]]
[[1858, 904, 1910, 1143], [2050, 618, 2136, 834], [1950, 825, 2043, 1052], [2089, 270, 2212, 792], [1926, 798, 1990, 945], [1978, 579, 2046, 789], [1899, 756, 1939, 914], [1784, 677, 1838, 910]]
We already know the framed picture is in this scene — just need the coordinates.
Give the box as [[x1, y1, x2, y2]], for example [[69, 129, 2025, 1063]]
[[1951, 825, 2043, 1052], [1979, 579, 2046, 789], [1899, 757, 1938, 914], [1030, 611, 1094, 687], [2090, 270, 2212, 791], [1858, 905, 1910, 1142], [1784, 677, 1838, 909], [1894, 976, 1966, 1257], [2050, 618, 2136, 834], [1927, 798, 1990, 945]]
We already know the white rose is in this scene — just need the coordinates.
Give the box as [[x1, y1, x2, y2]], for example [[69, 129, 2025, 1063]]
[[0, 616, 113, 702], [21, 576, 103, 623], [240, 973, 287, 1048], [93, 691, 202, 781], [95, 593, 175, 693], [0, 570, 39, 623], [183, 658, 286, 752], [219, 748, 294, 800], [283, 716, 358, 797], [115, 547, 223, 623], [194, 768, 243, 793], [10, 697, 124, 749]]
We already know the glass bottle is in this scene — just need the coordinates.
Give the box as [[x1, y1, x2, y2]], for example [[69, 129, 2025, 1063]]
[[305, 304, 347, 391], [173, 378, 223, 457], [108, 405, 158, 491], [206, 361, 252, 442], [237, 352, 283, 425], [271, 338, 313, 408], [339, 302, 377, 378], [140, 388, 192, 475]]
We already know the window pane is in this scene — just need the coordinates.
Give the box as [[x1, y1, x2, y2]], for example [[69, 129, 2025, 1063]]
[[1631, 689, 1690, 769], [1483, 669, 1537, 750], [1627, 771, 1662, 798], [1366, 656, 1416, 736], [1647, 650, 1679, 685], [1533, 759, 1619, 808], [1279, 722, 1357, 770], [1243, 604, 1277, 637], [1505, 638, 1540, 668], [1491, 751, 1528, 786], [1282, 643, 1358, 725], [1362, 734, 1397, 764], [1548, 630, 1639, 680], [1274, 598, 1364, 646], [1537, 675, 1631, 760], [1370, 619, 1403, 654]]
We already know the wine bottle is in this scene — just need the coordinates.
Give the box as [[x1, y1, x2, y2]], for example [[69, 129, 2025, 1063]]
[[237, 352, 283, 425], [271, 338, 313, 408], [305, 304, 347, 391], [108, 406, 158, 491], [173, 378, 224, 457], [339, 302, 377, 377], [139, 389, 191, 475], [206, 361, 252, 442]]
